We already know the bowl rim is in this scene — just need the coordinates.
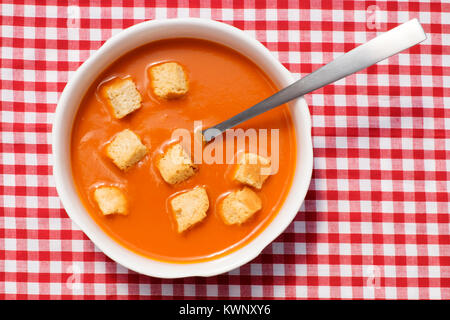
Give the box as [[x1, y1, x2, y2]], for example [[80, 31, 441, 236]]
[[52, 18, 313, 278]]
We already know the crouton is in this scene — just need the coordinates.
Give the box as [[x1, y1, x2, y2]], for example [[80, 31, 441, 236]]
[[220, 187, 262, 225], [94, 186, 127, 215], [157, 143, 197, 184], [103, 78, 142, 119], [106, 129, 148, 171], [170, 187, 209, 233], [149, 62, 189, 99], [233, 153, 271, 189]]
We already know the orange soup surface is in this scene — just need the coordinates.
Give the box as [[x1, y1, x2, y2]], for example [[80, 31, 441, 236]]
[[71, 38, 296, 262]]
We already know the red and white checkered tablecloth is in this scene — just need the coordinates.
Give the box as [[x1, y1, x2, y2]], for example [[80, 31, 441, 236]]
[[0, 0, 449, 300]]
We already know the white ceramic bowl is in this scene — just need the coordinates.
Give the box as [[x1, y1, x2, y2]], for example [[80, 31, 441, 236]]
[[53, 18, 313, 278]]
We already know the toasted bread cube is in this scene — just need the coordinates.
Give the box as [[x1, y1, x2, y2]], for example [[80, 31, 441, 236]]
[[94, 186, 127, 215], [157, 143, 197, 184], [170, 187, 209, 233], [233, 153, 271, 189], [103, 78, 142, 119], [220, 187, 262, 225], [106, 129, 148, 171], [149, 62, 189, 99]]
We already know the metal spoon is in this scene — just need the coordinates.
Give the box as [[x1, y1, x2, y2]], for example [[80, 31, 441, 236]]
[[202, 18, 427, 142]]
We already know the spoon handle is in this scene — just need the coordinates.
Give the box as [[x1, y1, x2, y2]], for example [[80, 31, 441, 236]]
[[203, 18, 427, 142]]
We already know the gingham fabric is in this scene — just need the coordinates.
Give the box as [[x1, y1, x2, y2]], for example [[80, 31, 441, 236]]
[[0, 1, 449, 300]]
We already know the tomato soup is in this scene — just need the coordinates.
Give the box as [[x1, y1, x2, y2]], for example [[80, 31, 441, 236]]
[[71, 38, 296, 262]]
